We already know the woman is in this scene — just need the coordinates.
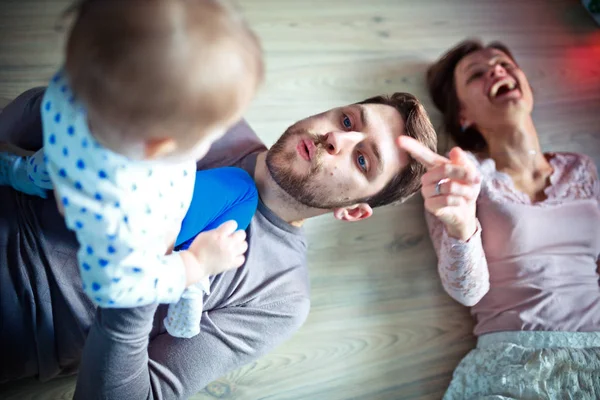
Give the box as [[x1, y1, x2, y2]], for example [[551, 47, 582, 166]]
[[400, 39, 600, 398]]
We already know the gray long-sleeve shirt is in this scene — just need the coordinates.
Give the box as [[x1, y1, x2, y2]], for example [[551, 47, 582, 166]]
[[0, 88, 311, 399]]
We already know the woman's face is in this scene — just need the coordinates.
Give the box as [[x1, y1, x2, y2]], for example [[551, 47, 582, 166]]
[[454, 48, 533, 134]]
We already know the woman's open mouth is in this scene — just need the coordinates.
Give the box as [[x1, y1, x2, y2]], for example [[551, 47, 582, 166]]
[[488, 78, 521, 100]]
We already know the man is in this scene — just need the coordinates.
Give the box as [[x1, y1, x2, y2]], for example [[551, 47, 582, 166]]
[[0, 89, 436, 399]]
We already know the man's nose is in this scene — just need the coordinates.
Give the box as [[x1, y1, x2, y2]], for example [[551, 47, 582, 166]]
[[323, 131, 364, 155]]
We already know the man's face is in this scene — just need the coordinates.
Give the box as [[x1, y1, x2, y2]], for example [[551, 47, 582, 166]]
[[266, 102, 410, 209]]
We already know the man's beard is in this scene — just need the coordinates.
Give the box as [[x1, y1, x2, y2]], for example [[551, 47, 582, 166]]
[[265, 127, 358, 209]]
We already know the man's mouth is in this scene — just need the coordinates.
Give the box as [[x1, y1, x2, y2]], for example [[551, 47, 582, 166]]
[[488, 78, 520, 100], [296, 138, 316, 161]]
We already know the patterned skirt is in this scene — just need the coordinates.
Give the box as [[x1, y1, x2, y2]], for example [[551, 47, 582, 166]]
[[444, 331, 600, 400]]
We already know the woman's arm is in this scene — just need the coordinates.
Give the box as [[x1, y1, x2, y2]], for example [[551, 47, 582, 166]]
[[425, 212, 489, 306], [398, 137, 490, 306]]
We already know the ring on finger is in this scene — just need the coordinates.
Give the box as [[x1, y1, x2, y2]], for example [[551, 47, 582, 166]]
[[435, 178, 450, 195]]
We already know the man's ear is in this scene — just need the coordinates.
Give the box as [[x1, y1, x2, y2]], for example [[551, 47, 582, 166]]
[[333, 203, 373, 222], [144, 137, 177, 159]]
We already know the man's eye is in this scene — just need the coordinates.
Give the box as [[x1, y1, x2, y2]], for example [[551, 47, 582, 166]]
[[357, 153, 367, 172], [342, 114, 352, 129]]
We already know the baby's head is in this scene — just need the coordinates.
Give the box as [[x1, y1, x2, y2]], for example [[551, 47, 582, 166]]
[[65, 0, 264, 161]]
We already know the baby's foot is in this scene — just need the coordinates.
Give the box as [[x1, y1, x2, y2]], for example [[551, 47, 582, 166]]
[[0, 151, 48, 198]]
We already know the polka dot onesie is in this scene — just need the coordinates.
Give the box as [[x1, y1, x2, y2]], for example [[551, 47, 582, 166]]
[[31, 69, 211, 338]]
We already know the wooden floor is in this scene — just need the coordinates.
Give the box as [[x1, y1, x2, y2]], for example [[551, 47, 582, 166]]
[[1, 0, 600, 399]]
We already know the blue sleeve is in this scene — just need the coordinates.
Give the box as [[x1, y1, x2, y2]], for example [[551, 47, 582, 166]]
[[175, 167, 258, 251]]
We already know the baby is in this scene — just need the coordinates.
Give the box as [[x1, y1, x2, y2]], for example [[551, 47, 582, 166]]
[[0, 0, 263, 338]]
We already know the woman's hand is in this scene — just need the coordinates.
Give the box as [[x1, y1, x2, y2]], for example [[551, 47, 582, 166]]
[[398, 136, 481, 241]]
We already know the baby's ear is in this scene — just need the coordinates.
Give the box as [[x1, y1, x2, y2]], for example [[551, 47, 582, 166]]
[[144, 138, 177, 159]]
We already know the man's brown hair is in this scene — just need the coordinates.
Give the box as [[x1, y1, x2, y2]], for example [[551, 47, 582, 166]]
[[426, 39, 515, 152], [358, 92, 437, 208]]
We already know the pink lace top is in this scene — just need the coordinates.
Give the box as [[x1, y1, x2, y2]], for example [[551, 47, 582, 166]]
[[426, 152, 600, 336]]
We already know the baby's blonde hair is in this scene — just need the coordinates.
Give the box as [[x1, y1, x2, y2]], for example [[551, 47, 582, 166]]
[[65, 0, 264, 144]]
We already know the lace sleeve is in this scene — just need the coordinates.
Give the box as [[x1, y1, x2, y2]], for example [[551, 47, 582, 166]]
[[425, 212, 490, 306]]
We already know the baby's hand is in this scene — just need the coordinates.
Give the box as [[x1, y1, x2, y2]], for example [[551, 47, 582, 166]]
[[181, 220, 247, 287]]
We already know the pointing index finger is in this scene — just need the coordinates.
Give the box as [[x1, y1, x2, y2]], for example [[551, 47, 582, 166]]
[[397, 135, 449, 170]]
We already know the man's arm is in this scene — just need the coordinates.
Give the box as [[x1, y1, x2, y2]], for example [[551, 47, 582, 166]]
[[196, 119, 266, 171], [73, 295, 309, 399], [0, 87, 46, 150]]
